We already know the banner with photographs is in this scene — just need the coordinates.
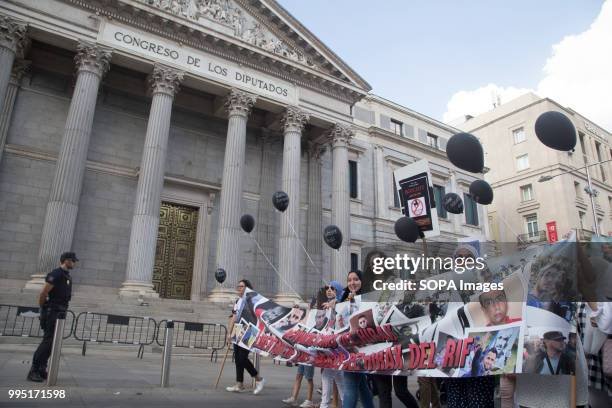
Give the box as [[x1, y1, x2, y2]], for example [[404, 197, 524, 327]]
[[232, 233, 609, 377]]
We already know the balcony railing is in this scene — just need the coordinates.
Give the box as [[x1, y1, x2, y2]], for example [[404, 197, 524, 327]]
[[517, 230, 548, 245]]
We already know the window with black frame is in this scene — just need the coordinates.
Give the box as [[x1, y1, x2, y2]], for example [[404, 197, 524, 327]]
[[349, 160, 358, 199], [433, 185, 447, 218], [392, 174, 400, 208], [463, 193, 479, 226], [350, 253, 359, 271]]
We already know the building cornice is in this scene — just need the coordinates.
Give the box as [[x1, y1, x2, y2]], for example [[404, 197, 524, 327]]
[[368, 125, 448, 159], [489, 163, 612, 193], [365, 94, 460, 135], [61, 0, 366, 104]]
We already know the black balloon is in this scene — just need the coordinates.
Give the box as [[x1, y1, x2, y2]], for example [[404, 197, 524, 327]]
[[442, 192, 464, 214], [446, 132, 484, 173], [240, 214, 255, 233], [394, 216, 421, 243], [469, 180, 493, 205], [535, 111, 577, 151], [272, 191, 289, 212], [214, 268, 226, 284], [323, 225, 343, 250]]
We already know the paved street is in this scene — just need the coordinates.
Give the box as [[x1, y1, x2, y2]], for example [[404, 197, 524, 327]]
[[0, 343, 415, 407]]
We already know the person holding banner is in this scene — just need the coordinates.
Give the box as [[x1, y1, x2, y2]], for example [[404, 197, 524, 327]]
[[445, 245, 496, 408], [361, 249, 420, 408], [226, 279, 265, 394], [317, 282, 346, 408], [339, 270, 375, 408]]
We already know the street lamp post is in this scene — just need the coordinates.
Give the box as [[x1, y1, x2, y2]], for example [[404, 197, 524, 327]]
[[538, 157, 612, 237]]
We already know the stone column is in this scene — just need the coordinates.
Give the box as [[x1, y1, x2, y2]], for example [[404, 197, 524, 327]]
[[255, 130, 280, 295], [0, 59, 29, 165], [26, 42, 111, 290], [209, 88, 257, 302], [328, 124, 354, 283], [120, 65, 183, 297], [306, 142, 326, 283], [0, 16, 27, 116], [276, 106, 309, 303]]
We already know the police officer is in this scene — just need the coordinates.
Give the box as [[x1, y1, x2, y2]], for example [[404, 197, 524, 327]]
[[27, 252, 77, 382]]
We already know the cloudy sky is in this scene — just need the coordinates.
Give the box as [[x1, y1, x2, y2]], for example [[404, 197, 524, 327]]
[[278, 0, 611, 131]]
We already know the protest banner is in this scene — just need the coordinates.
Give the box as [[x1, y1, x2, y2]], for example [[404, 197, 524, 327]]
[[232, 234, 590, 378]]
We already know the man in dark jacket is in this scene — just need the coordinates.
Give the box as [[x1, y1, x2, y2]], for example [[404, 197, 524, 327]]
[[27, 252, 77, 382], [524, 331, 575, 375]]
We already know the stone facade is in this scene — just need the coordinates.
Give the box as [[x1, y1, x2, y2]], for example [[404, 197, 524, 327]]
[[459, 93, 612, 245], [0, 1, 488, 302]]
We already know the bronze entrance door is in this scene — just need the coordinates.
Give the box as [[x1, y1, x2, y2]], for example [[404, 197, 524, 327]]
[[153, 203, 198, 300]]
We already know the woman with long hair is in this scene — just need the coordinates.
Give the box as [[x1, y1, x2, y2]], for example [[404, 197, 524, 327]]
[[339, 270, 375, 408], [226, 279, 265, 394]]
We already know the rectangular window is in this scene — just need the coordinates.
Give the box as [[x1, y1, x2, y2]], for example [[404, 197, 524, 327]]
[[597, 218, 603, 234], [390, 119, 403, 136], [595, 141, 606, 181], [574, 181, 582, 198], [349, 160, 358, 199], [520, 184, 533, 201], [579, 132, 587, 161], [526, 214, 539, 237], [350, 253, 359, 271], [579, 211, 586, 230], [464, 193, 479, 226], [609, 196, 612, 211], [433, 185, 447, 218], [513, 127, 526, 144], [516, 154, 529, 171], [427, 133, 439, 149], [392, 174, 400, 208]]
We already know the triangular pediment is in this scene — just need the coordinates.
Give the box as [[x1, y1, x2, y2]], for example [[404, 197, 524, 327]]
[[141, 0, 371, 92]]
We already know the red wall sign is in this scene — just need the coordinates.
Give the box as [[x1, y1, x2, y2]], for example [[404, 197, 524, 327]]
[[546, 221, 558, 243]]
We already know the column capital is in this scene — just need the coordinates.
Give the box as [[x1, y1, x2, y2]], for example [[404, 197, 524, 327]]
[[224, 88, 257, 117], [326, 123, 354, 148], [308, 140, 327, 162], [0, 15, 27, 54], [10, 59, 30, 84], [149, 64, 184, 96], [281, 106, 309, 133], [74, 41, 112, 78]]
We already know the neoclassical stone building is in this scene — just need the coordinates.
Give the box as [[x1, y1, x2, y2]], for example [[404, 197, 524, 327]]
[[0, 0, 488, 303]]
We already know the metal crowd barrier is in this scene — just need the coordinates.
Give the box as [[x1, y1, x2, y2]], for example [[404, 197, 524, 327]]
[[156, 319, 227, 362], [0, 304, 75, 339], [73, 312, 157, 358]]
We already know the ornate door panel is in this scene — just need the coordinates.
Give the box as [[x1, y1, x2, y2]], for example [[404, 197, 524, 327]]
[[153, 203, 198, 300]]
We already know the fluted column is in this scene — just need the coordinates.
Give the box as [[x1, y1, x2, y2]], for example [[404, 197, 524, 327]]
[[255, 131, 280, 294], [26, 42, 111, 290], [306, 142, 326, 284], [0, 59, 29, 165], [328, 124, 354, 282], [0, 16, 27, 116], [276, 106, 309, 303], [209, 88, 257, 301], [120, 64, 183, 297]]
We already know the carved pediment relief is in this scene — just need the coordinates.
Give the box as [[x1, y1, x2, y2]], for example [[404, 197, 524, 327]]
[[143, 0, 318, 69]]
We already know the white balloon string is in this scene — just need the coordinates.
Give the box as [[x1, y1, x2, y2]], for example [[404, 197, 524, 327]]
[[247, 233, 305, 302]]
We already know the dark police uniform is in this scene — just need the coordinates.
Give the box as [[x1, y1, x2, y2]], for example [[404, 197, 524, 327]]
[[31, 267, 72, 375]]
